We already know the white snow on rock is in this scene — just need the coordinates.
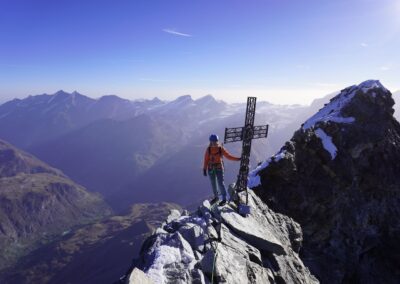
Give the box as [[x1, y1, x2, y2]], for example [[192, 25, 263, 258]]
[[358, 80, 388, 94], [314, 128, 337, 159], [146, 245, 181, 283], [129, 268, 155, 284], [145, 232, 196, 284], [303, 80, 388, 130], [303, 90, 356, 130], [248, 150, 286, 188]]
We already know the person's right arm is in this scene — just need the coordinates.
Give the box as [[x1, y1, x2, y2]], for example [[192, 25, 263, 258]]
[[203, 148, 209, 176]]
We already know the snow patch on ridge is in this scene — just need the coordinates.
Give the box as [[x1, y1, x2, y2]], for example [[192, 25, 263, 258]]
[[146, 245, 182, 283], [359, 80, 387, 94], [315, 128, 337, 159], [146, 233, 196, 284], [303, 90, 356, 130], [248, 150, 286, 188], [303, 80, 388, 130]]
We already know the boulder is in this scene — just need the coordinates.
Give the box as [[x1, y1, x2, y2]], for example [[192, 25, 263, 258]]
[[128, 268, 154, 284]]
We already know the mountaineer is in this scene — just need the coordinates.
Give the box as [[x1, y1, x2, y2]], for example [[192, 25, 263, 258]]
[[203, 134, 241, 206]]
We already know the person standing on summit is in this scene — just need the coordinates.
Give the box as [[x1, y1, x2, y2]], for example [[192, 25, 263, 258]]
[[203, 134, 241, 206]]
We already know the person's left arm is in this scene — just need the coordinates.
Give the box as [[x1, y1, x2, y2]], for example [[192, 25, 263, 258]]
[[222, 147, 241, 161]]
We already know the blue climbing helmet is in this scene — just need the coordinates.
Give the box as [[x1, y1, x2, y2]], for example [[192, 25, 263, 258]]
[[209, 134, 219, 142]]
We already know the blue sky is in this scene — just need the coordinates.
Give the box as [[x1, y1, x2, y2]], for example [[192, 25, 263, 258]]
[[0, 0, 399, 104]]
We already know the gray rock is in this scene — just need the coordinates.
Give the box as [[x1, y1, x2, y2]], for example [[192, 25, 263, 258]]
[[220, 205, 285, 255], [200, 239, 271, 284], [128, 268, 154, 284], [129, 190, 317, 284], [136, 232, 196, 284], [166, 209, 181, 223], [197, 200, 213, 224], [178, 222, 207, 252]]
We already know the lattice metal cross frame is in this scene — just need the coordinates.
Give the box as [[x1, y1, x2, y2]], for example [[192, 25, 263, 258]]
[[224, 97, 269, 205]]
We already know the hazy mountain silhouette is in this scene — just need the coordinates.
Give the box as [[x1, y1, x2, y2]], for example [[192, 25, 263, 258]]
[[29, 114, 185, 204], [0, 91, 314, 212], [0, 90, 162, 149]]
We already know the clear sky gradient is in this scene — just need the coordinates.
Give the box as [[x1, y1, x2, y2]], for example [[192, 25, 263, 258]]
[[0, 0, 399, 104]]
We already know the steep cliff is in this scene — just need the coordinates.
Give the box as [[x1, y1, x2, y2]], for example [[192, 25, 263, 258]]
[[251, 80, 400, 283]]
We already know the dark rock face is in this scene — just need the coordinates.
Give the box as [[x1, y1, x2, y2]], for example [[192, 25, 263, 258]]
[[252, 81, 400, 283]]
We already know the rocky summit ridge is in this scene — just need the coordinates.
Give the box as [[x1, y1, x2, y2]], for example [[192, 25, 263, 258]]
[[251, 80, 400, 283], [126, 190, 317, 284], [125, 80, 400, 284]]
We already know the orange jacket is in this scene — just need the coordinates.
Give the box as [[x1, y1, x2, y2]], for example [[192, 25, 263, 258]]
[[203, 145, 241, 170]]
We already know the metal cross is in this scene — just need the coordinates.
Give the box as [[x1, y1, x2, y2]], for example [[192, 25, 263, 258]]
[[224, 97, 269, 205]]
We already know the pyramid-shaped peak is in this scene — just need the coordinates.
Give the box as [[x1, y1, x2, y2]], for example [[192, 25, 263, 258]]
[[71, 90, 83, 96], [302, 80, 392, 130], [54, 90, 70, 96], [99, 94, 127, 102], [151, 97, 162, 103], [195, 94, 216, 103], [357, 79, 387, 93], [175, 95, 193, 102]]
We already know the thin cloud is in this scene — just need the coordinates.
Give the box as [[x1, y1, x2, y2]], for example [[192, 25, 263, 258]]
[[163, 28, 192, 37], [361, 42, 368, 47], [380, 66, 390, 71]]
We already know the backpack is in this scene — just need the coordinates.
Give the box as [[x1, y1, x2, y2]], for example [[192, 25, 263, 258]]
[[208, 146, 224, 169]]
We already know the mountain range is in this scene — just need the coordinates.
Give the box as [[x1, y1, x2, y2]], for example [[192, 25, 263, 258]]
[[0, 91, 312, 211]]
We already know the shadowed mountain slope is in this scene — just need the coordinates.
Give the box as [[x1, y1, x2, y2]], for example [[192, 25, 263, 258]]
[[251, 80, 400, 283], [0, 203, 181, 284], [0, 139, 111, 271]]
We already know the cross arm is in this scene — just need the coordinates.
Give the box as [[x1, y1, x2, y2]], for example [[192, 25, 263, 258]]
[[224, 124, 269, 144]]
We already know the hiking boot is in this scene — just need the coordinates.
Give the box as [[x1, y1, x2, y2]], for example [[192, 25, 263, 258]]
[[219, 200, 227, 206], [210, 197, 219, 204]]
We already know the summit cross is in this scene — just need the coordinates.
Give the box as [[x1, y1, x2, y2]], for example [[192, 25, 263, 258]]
[[224, 97, 269, 205]]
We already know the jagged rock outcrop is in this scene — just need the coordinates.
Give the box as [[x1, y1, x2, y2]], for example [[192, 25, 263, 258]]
[[251, 80, 400, 283], [127, 190, 317, 284]]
